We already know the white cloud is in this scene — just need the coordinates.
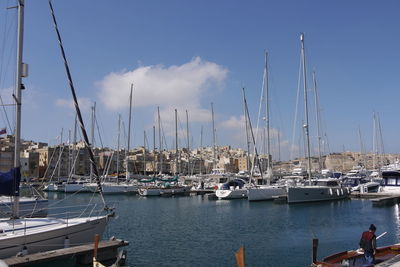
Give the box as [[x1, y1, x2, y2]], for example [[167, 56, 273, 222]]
[[97, 57, 228, 117], [220, 115, 246, 129], [55, 97, 92, 111]]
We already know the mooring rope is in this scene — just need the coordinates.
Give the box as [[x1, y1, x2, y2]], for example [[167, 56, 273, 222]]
[[48, 0, 107, 208]]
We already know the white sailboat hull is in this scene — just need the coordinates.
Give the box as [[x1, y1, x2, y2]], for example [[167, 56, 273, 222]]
[[85, 183, 138, 194], [215, 189, 247, 199], [63, 183, 90, 193], [0, 216, 107, 259], [287, 186, 350, 204], [247, 186, 286, 201]]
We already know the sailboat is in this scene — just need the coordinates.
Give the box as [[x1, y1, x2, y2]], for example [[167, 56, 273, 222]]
[[286, 33, 350, 203], [0, 1, 111, 258], [247, 52, 285, 201], [85, 88, 138, 194]]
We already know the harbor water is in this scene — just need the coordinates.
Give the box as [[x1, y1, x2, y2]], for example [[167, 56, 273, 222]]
[[47, 192, 400, 267]]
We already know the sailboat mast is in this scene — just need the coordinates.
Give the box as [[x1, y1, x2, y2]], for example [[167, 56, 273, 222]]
[[153, 125, 156, 176], [143, 130, 146, 176], [211, 102, 216, 170], [186, 110, 190, 175], [200, 125, 203, 175], [242, 88, 251, 175], [300, 33, 312, 184], [157, 107, 163, 174], [313, 71, 322, 172], [90, 103, 95, 183], [126, 84, 133, 180], [58, 128, 63, 179], [13, 0, 26, 218], [264, 52, 272, 185], [116, 114, 121, 182], [175, 109, 178, 176]]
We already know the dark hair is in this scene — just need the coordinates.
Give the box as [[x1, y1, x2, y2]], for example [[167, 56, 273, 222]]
[[369, 224, 376, 231]]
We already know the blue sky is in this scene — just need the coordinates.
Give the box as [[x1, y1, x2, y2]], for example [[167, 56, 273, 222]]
[[1, 0, 400, 160]]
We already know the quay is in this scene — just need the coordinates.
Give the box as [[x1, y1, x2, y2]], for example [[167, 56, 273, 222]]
[[2, 238, 129, 266], [351, 192, 400, 206]]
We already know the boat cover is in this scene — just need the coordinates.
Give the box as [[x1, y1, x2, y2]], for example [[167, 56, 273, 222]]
[[0, 167, 20, 196]]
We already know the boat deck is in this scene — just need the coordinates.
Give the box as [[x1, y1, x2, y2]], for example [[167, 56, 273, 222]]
[[3, 238, 128, 266]]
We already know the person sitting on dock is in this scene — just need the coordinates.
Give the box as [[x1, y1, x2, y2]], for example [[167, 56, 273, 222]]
[[359, 224, 377, 266]]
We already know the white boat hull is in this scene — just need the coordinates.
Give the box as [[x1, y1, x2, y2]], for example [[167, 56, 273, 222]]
[[247, 186, 286, 201], [63, 183, 90, 193], [287, 186, 350, 204], [85, 183, 138, 194], [138, 188, 161, 196], [215, 189, 247, 199], [0, 216, 108, 259]]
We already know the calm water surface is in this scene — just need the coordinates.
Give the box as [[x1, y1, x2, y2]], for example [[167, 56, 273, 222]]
[[48, 193, 400, 267]]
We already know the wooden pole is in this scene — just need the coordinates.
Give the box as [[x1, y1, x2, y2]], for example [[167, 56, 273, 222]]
[[235, 246, 245, 267], [93, 234, 100, 260], [312, 238, 319, 264]]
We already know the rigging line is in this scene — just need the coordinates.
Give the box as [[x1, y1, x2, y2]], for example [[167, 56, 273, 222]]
[[0, 10, 16, 133], [255, 53, 266, 153], [95, 116, 104, 149], [290, 50, 303, 160], [48, 0, 106, 207]]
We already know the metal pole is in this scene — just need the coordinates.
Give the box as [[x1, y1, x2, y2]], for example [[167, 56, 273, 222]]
[[13, 0, 25, 218], [313, 72, 322, 173], [300, 33, 312, 185], [211, 102, 216, 170], [126, 85, 133, 180]]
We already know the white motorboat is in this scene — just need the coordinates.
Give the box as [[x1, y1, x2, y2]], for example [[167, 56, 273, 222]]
[[379, 171, 400, 194], [341, 177, 380, 193], [215, 179, 248, 199]]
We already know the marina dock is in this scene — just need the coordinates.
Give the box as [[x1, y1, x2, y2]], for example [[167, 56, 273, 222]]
[[3, 238, 129, 266]]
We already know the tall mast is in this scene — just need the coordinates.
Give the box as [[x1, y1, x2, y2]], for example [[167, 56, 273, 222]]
[[211, 102, 216, 170], [199, 125, 203, 175], [373, 112, 376, 170], [116, 114, 121, 182], [157, 107, 162, 174], [13, 0, 26, 218], [143, 130, 146, 176], [186, 110, 190, 175], [58, 128, 63, 179], [264, 51, 272, 185], [126, 84, 133, 180], [153, 125, 156, 176], [72, 114, 77, 176], [313, 71, 322, 172], [358, 126, 366, 168], [300, 33, 312, 184], [242, 88, 251, 175], [175, 109, 178, 176], [90, 103, 95, 183]]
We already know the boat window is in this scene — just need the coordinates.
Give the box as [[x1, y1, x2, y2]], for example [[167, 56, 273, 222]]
[[387, 178, 397, 185], [327, 181, 338, 186]]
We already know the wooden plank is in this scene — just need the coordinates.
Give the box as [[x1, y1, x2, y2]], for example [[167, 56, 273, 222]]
[[3, 239, 128, 266]]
